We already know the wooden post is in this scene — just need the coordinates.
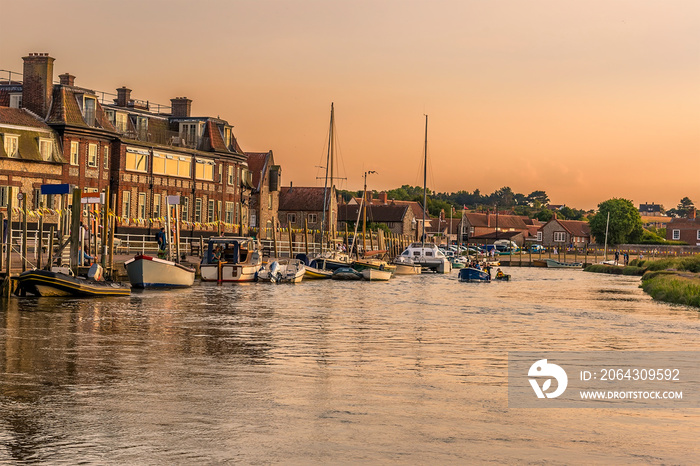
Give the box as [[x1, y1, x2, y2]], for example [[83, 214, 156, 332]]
[[37, 205, 44, 270], [272, 218, 279, 258], [288, 225, 294, 258], [5, 192, 12, 279], [47, 227, 55, 270], [22, 195, 28, 272], [345, 223, 349, 253], [0, 212, 4, 272], [378, 229, 385, 252], [304, 219, 309, 255], [69, 188, 81, 275], [109, 193, 116, 275], [369, 228, 375, 252], [101, 187, 109, 268]]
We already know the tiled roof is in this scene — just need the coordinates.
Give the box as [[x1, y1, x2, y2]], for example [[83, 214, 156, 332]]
[[279, 186, 333, 211], [464, 212, 528, 230], [203, 120, 229, 152], [338, 204, 409, 223], [471, 231, 523, 240], [555, 220, 591, 237], [0, 107, 51, 129], [47, 86, 85, 126], [246, 152, 269, 191]]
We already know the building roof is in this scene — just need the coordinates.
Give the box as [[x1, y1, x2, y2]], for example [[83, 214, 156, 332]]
[[202, 120, 229, 152], [45, 86, 115, 131], [668, 217, 699, 227], [246, 152, 270, 191], [0, 107, 51, 129], [471, 231, 524, 240], [464, 212, 529, 230], [338, 204, 410, 223], [279, 186, 333, 211], [548, 219, 591, 237]]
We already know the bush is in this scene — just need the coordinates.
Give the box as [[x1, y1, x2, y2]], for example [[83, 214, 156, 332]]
[[622, 266, 646, 276], [585, 264, 623, 274], [640, 273, 700, 308]]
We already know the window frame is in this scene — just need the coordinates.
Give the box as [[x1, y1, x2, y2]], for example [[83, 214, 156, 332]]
[[672, 229, 680, 240], [70, 141, 80, 165], [287, 213, 296, 225], [208, 199, 216, 223], [194, 198, 202, 223], [308, 213, 317, 223], [87, 143, 98, 168], [122, 191, 131, 218], [4, 134, 19, 158], [38, 138, 53, 161], [137, 192, 147, 219], [103, 146, 110, 169], [553, 231, 566, 242], [125, 148, 149, 172]]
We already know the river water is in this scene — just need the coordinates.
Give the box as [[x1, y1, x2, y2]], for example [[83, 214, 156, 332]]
[[0, 268, 698, 464]]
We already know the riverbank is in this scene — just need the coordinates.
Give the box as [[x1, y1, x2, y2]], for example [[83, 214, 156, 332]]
[[585, 255, 700, 308]]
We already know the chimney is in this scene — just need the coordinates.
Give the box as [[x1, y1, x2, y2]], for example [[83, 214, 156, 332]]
[[22, 52, 55, 118], [289, 181, 293, 192], [440, 209, 445, 221], [116, 87, 132, 107], [59, 73, 75, 86], [553, 211, 557, 220], [171, 97, 192, 117], [379, 191, 388, 205]]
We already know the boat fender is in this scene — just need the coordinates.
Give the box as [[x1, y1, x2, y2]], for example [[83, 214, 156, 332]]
[[87, 263, 104, 281]]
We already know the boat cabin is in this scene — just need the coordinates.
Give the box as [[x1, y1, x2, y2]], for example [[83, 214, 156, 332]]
[[201, 237, 261, 266]]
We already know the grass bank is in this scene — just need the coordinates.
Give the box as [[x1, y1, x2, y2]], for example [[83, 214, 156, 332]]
[[586, 255, 700, 308]]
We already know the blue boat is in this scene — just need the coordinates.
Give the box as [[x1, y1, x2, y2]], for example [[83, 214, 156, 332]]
[[458, 267, 491, 282]]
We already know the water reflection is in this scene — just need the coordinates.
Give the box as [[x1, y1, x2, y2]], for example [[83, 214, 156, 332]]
[[0, 269, 698, 463]]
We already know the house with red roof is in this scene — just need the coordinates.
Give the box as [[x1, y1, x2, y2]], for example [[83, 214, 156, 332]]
[[278, 184, 337, 234], [460, 210, 531, 246], [537, 217, 591, 248], [666, 209, 699, 245], [246, 151, 281, 239]]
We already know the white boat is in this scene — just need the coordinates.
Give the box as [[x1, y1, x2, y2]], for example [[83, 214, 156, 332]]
[[124, 254, 195, 288], [392, 255, 422, 275], [257, 259, 306, 283], [361, 268, 392, 281], [399, 243, 452, 273], [200, 237, 263, 283], [542, 258, 582, 268]]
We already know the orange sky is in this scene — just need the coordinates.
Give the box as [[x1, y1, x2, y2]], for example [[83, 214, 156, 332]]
[[3, 0, 698, 210]]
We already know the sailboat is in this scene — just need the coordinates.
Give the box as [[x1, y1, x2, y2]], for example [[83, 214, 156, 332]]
[[310, 103, 352, 271], [124, 196, 195, 288], [398, 115, 451, 274]]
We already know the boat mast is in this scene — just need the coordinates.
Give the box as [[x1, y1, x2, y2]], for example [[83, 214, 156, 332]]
[[329, 103, 334, 244], [422, 114, 428, 250], [362, 171, 367, 255], [320, 103, 333, 253]]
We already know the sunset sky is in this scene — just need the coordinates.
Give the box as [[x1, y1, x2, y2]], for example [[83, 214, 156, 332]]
[[3, 0, 698, 210]]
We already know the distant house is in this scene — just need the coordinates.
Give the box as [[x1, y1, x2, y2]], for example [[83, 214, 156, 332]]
[[278, 185, 337, 234], [338, 202, 417, 237], [666, 210, 699, 245], [246, 151, 281, 239], [461, 211, 530, 246], [639, 202, 663, 216], [348, 191, 427, 240], [538, 218, 591, 247]]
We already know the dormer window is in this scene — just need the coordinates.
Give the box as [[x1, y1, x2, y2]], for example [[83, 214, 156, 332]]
[[180, 122, 201, 149], [223, 126, 231, 148], [9, 94, 22, 109], [3, 135, 19, 158], [83, 96, 96, 126], [39, 138, 53, 161]]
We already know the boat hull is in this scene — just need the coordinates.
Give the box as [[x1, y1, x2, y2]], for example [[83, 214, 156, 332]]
[[543, 259, 583, 268], [352, 259, 396, 274], [200, 263, 258, 282], [16, 270, 131, 297], [332, 267, 362, 280], [458, 267, 491, 282], [124, 255, 195, 288], [257, 260, 306, 283], [393, 264, 422, 275], [304, 267, 333, 279], [361, 268, 392, 281]]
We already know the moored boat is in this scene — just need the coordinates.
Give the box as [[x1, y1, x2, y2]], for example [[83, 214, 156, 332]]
[[331, 266, 363, 280], [124, 254, 195, 288], [458, 267, 491, 282], [352, 257, 396, 274], [16, 267, 131, 297], [399, 243, 452, 273], [361, 268, 392, 281], [541, 258, 583, 268], [257, 259, 305, 283], [200, 237, 263, 283], [392, 255, 422, 275]]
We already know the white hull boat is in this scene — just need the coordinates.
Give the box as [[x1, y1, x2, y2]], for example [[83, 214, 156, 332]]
[[392, 256, 422, 275], [257, 259, 306, 283], [124, 254, 195, 288], [361, 268, 392, 281], [200, 237, 263, 283]]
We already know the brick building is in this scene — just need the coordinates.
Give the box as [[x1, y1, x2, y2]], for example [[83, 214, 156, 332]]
[[246, 151, 281, 239], [461, 211, 530, 246], [278, 185, 337, 234], [1, 52, 255, 238], [537, 218, 591, 248], [666, 209, 699, 245], [338, 202, 417, 237]]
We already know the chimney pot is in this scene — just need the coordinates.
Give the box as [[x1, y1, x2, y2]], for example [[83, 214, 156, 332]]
[[116, 86, 132, 107], [171, 97, 193, 117]]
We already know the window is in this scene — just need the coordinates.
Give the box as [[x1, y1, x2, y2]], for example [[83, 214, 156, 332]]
[[39, 138, 53, 161], [153, 194, 161, 218], [0, 186, 11, 207], [137, 193, 147, 219], [125, 147, 148, 172], [225, 202, 234, 223], [195, 159, 214, 180], [208, 200, 216, 223], [83, 96, 96, 126], [672, 229, 680, 240], [227, 166, 235, 185], [554, 231, 566, 242], [536, 231, 542, 242], [88, 143, 98, 167], [182, 197, 190, 221], [223, 127, 231, 148], [250, 213, 257, 228], [9, 94, 22, 109], [116, 112, 128, 133], [152, 152, 191, 177], [70, 141, 79, 165], [194, 198, 202, 222], [308, 214, 317, 223], [135, 116, 148, 140], [697, 230, 700, 241], [4, 135, 19, 158], [218, 164, 223, 183], [180, 123, 200, 148], [103, 146, 109, 169], [268, 193, 273, 209], [33, 189, 42, 209], [287, 213, 296, 225], [122, 191, 131, 218]]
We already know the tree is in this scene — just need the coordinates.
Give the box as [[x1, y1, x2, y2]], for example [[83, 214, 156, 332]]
[[536, 209, 554, 222], [589, 199, 644, 245], [527, 190, 550, 207], [676, 197, 695, 217]]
